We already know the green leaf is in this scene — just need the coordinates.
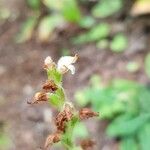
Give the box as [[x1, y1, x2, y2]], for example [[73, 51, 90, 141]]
[[138, 123, 150, 150], [38, 14, 64, 42], [139, 87, 150, 113], [0, 133, 11, 149], [92, 0, 123, 18], [26, 0, 40, 9], [16, 17, 37, 43], [79, 16, 95, 28], [144, 53, 150, 78], [90, 75, 101, 88], [73, 23, 110, 44], [47, 68, 62, 84], [62, 0, 81, 23], [120, 137, 138, 150], [110, 34, 128, 52], [43, 0, 63, 10], [48, 88, 65, 108], [96, 39, 109, 49], [75, 90, 90, 107], [73, 122, 89, 140], [126, 62, 140, 72], [106, 114, 150, 137]]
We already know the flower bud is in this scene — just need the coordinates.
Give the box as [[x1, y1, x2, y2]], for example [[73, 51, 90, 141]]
[[44, 56, 56, 70]]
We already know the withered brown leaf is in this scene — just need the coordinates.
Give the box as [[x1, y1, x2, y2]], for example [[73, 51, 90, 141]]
[[44, 132, 61, 149], [79, 108, 99, 120], [80, 139, 95, 150], [42, 80, 58, 92], [27, 92, 48, 104], [55, 103, 74, 132]]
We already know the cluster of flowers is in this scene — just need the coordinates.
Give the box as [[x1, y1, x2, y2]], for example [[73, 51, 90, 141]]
[[28, 55, 99, 150]]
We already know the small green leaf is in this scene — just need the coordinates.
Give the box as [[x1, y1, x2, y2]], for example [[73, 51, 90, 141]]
[[110, 34, 128, 52], [120, 137, 138, 150], [62, 0, 81, 23], [144, 53, 150, 78], [48, 88, 65, 108], [73, 23, 110, 44], [75, 91, 90, 107], [16, 17, 37, 43], [38, 15, 64, 42], [90, 75, 101, 88], [92, 0, 123, 18], [96, 39, 109, 49], [26, 0, 40, 9], [43, 0, 63, 10], [73, 122, 89, 140], [139, 87, 150, 113], [126, 61, 140, 72], [0, 133, 11, 149], [79, 16, 95, 28], [47, 67, 62, 84], [138, 123, 150, 150], [106, 114, 150, 137]]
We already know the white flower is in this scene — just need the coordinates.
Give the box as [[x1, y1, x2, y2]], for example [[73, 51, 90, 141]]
[[57, 54, 78, 74], [44, 56, 55, 69]]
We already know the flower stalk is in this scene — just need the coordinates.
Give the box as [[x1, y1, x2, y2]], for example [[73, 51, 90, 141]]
[[28, 54, 99, 150]]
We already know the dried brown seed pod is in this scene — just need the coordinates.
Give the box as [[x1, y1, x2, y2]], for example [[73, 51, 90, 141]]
[[80, 139, 95, 150], [27, 92, 49, 104], [44, 132, 61, 149], [79, 108, 99, 120], [55, 103, 74, 132], [42, 80, 58, 92]]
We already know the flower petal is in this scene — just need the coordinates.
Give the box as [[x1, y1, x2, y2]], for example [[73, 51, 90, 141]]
[[68, 64, 75, 74]]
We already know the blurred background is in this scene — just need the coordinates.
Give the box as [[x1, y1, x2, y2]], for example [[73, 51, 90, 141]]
[[0, 0, 150, 149]]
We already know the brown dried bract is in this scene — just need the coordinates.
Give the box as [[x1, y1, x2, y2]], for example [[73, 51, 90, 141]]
[[27, 92, 48, 104], [55, 103, 74, 132], [44, 132, 61, 149], [80, 139, 95, 150], [42, 80, 58, 92], [79, 108, 99, 120]]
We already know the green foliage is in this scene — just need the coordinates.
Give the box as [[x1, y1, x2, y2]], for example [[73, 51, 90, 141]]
[[75, 76, 150, 150], [47, 67, 62, 84], [72, 122, 89, 140], [145, 53, 150, 78], [73, 23, 110, 44], [0, 133, 11, 149], [126, 62, 140, 73], [138, 123, 150, 150], [79, 16, 95, 28], [92, 0, 123, 18], [62, 0, 81, 23], [107, 114, 150, 137], [37, 14, 64, 42], [120, 137, 138, 150], [16, 17, 37, 43], [26, 0, 41, 10], [110, 34, 128, 52]]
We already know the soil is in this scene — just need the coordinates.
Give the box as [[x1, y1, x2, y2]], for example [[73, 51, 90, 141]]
[[0, 1, 150, 150]]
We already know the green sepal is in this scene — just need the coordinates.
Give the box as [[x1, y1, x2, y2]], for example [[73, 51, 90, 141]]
[[47, 68, 62, 84], [48, 88, 65, 109]]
